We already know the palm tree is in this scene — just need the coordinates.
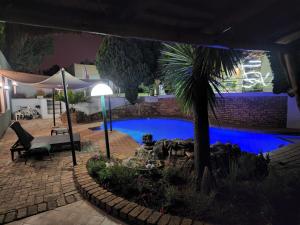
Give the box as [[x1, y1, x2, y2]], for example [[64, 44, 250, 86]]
[[160, 44, 241, 183]]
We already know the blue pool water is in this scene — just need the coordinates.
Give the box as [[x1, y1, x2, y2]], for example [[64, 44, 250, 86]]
[[100, 118, 292, 154]]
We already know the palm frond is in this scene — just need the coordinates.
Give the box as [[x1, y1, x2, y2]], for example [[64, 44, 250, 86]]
[[160, 43, 242, 115]]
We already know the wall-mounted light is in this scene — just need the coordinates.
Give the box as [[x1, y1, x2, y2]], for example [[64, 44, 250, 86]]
[[4, 85, 9, 90], [12, 81, 18, 86]]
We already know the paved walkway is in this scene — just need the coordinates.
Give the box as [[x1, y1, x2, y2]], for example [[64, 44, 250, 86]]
[[0, 119, 138, 224], [7, 200, 126, 225], [269, 142, 300, 171]]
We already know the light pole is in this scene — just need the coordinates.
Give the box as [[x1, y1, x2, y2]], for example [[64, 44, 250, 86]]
[[61, 69, 77, 166], [91, 83, 113, 159]]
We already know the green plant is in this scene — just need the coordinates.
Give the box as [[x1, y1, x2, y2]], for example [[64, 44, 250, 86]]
[[98, 164, 138, 197], [162, 166, 187, 185], [87, 159, 106, 177], [55, 90, 87, 111], [164, 185, 183, 208], [160, 44, 241, 182]]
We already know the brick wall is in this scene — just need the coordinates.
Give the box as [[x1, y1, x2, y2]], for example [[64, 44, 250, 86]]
[[112, 93, 288, 129]]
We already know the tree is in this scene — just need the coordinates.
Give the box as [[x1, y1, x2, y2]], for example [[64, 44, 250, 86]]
[[2, 23, 54, 73], [160, 44, 241, 184], [8, 34, 53, 73], [267, 51, 292, 95], [96, 36, 161, 104], [42, 64, 60, 76], [0, 22, 5, 51]]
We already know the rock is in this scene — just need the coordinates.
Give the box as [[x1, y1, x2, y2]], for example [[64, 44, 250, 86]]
[[142, 134, 154, 145]]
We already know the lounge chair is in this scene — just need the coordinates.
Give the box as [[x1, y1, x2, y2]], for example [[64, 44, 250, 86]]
[[10, 121, 81, 162]]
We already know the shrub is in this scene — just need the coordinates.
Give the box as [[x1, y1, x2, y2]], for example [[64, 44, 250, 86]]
[[87, 158, 106, 177], [237, 153, 270, 180], [261, 168, 300, 225], [162, 166, 188, 185], [101, 165, 138, 197], [164, 185, 184, 208]]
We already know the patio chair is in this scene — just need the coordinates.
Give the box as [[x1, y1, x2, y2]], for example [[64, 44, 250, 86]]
[[10, 121, 81, 162], [10, 121, 51, 163]]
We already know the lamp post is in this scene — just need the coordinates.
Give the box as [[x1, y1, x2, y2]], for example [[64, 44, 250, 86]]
[[91, 83, 113, 159], [61, 68, 77, 166]]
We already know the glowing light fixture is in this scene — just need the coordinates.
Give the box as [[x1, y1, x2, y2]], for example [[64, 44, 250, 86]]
[[248, 60, 261, 64], [91, 83, 113, 159], [12, 81, 18, 86], [91, 83, 113, 96], [4, 85, 9, 90]]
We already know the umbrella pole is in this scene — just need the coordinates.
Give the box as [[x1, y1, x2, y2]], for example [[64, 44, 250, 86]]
[[52, 88, 56, 127], [61, 69, 77, 166]]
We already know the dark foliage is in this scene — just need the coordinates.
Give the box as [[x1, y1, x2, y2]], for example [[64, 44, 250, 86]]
[[267, 51, 292, 95], [96, 36, 161, 104], [42, 64, 60, 76]]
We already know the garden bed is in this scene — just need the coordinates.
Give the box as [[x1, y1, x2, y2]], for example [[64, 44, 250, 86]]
[[82, 141, 300, 225]]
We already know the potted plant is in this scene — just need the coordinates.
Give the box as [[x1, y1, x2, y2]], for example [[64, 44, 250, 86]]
[[55, 90, 87, 124]]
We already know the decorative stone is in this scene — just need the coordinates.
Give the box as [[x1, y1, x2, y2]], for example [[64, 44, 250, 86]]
[[57, 196, 67, 207], [158, 214, 171, 225], [147, 211, 162, 225], [113, 200, 130, 216], [47, 200, 57, 210], [128, 205, 145, 222], [106, 197, 124, 213], [91, 190, 107, 204], [4, 211, 16, 223], [65, 195, 76, 204], [181, 218, 193, 225], [100, 195, 117, 208], [120, 202, 138, 219], [168, 216, 181, 225], [0, 214, 4, 224], [193, 221, 204, 225], [27, 205, 38, 216], [38, 203, 47, 213], [17, 207, 27, 219], [137, 208, 153, 225]]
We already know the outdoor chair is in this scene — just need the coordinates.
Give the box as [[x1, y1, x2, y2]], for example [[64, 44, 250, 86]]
[[10, 121, 51, 163], [10, 121, 81, 163]]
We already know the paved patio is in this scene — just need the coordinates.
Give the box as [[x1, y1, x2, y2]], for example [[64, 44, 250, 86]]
[[7, 200, 126, 225], [0, 119, 138, 224]]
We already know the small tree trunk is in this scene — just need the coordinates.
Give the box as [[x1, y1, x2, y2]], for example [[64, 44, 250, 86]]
[[193, 82, 211, 187]]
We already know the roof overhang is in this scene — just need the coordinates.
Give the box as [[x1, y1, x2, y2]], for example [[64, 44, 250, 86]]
[[0, 0, 300, 51]]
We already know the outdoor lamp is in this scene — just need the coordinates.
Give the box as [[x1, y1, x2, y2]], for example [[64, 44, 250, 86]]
[[91, 83, 113, 159], [12, 81, 18, 94]]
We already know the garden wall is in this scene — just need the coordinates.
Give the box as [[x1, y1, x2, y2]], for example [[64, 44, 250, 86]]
[[111, 93, 288, 129], [0, 110, 11, 137]]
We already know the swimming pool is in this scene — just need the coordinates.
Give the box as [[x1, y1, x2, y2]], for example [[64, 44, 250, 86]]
[[100, 118, 292, 154]]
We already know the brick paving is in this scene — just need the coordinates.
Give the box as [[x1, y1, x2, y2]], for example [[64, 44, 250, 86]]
[[0, 118, 138, 224]]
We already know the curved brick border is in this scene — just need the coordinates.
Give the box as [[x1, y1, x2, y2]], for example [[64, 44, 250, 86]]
[[73, 158, 212, 225]]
